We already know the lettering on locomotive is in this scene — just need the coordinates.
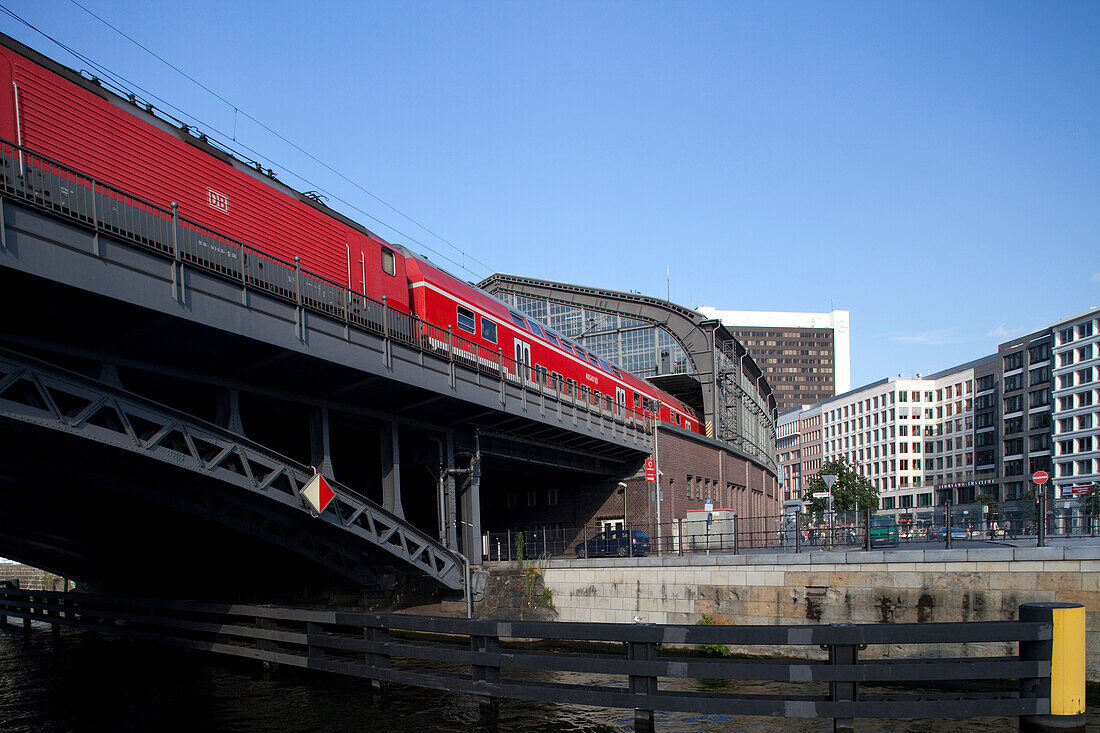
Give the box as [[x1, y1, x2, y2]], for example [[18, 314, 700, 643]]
[[207, 188, 229, 213]]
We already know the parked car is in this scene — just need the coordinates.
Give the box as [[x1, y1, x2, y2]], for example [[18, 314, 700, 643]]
[[869, 516, 900, 548], [576, 530, 650, 558]]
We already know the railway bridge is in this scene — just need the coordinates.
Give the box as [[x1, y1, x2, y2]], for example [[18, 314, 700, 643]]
[[0, 142, 652, 601]]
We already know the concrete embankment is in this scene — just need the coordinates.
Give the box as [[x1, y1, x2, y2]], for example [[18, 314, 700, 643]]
[[513, 545, 1100, 683]]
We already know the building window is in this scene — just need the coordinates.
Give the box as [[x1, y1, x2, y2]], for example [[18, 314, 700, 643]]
[[527, 491, 537, 507], [1029, 343, 1051, 362], [546, 488, 559, 506]]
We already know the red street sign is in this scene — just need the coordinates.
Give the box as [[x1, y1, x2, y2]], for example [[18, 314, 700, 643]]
[[1032, 470, 1049, 485], [645, 458, 656, 482], [302, 473, 335, 514]]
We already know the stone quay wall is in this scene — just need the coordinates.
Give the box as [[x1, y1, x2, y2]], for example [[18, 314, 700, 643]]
[[535, 546, 1100, 682]]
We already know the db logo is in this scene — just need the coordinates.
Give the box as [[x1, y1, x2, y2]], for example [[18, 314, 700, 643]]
[[207, 188, 229, 213]]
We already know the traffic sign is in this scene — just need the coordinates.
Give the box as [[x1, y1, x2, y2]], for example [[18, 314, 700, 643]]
[[645, 458, 656, 482], [301, 473, 335, 514], [1032, 470, 1049, 486], [812, 492, 830, 499]]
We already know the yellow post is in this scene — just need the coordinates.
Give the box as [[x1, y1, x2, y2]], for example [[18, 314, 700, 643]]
[[1019, 602, 1086, 733], [1049, 605, 1085, 717]]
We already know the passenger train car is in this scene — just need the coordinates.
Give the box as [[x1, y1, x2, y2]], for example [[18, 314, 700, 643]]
[[0, 32, 701, 433]]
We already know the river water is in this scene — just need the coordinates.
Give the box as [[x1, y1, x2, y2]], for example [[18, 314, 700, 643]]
[[1, 622, 1095, 732]]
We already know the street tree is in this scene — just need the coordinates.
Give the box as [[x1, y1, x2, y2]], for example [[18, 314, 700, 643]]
[[802, 457, 878, 514]]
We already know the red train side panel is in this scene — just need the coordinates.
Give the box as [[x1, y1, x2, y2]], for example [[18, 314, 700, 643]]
[[0, 36, 409, 312]]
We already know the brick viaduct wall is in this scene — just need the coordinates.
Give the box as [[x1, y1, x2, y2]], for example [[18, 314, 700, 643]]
[[613, 426, 780, 532], [538, 546, 1100, 683]]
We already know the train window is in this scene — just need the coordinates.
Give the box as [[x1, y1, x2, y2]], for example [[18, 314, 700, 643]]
[[456, 306, 476, 334], [561, 340, 576, 355], [551, 372, 564, 390], [633, 391, 640, 406], [565, 377, 577, 396], [587, 354, 600, 367], [481, 317, 497, 344], [674, 412, 682, 426], [611, 367, 623, 379], [546, 331, 562, 348], [597, 357, 610, 372], [528, 320, 546, 339], [509, 312, 528, 330], [381, 247, 397, 276]]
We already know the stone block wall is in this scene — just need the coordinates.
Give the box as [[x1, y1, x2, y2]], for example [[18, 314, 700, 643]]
[[538, 546, 1100, 682]]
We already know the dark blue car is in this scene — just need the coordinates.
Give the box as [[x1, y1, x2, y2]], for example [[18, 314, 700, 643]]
[[576, 530, 650, 558]]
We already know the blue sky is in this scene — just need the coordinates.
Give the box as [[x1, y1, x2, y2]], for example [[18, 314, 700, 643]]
[[2, 1, 1097, 388]]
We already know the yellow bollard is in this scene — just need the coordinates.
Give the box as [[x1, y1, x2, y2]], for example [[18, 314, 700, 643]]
[[1019, 602, 1086, 733], [1049, 605, 1085, 717]]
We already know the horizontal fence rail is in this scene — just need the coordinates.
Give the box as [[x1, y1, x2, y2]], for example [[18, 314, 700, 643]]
[[0, 589, 1053, 725], [0, 140, 655, 446]]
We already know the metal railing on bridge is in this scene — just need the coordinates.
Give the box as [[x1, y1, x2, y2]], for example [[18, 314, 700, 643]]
[[0, 588, 1082, 731], [0, 140, 654, 443]]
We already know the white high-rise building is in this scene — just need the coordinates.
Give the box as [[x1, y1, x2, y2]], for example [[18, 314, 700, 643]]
[[1052, 309, 1100, 498]]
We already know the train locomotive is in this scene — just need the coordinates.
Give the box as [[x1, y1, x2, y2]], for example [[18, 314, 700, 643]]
[[0, 32, 701, 432]]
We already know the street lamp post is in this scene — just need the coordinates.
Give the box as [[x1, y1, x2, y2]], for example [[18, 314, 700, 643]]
[[822, 473, 838, 548]]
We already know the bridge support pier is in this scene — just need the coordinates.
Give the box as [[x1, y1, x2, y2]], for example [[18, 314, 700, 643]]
[[446, 434, 458, 552], [381, 421, 404, 519], [216, 389, 245, 435], [310, 408, 335, 479], [460, 443, 482, 563]]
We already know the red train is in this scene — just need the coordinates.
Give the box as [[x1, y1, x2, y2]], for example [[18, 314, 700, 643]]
[[0, 32, 701, 432]]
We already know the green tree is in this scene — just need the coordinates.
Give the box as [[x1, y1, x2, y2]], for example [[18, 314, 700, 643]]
[[976, 492, 1000, 520], [801, 457, 878, 514], [1082, 485, 1100, 521]]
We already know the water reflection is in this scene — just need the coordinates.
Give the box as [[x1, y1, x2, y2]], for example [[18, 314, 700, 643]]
[[0, 624, 1094, 732]]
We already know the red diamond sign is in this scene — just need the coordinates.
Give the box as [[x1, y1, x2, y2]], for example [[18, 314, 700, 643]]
[[301, 473, 335, 514]]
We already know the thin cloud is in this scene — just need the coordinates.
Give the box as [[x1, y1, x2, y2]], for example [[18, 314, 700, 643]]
[[987, 323, 1025, 340], [881, 329, 965, 346], [1092, 271, 1100, 283]]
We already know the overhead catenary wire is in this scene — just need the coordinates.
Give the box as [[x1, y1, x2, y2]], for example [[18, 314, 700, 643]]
[[0, 3, 492, 280]]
